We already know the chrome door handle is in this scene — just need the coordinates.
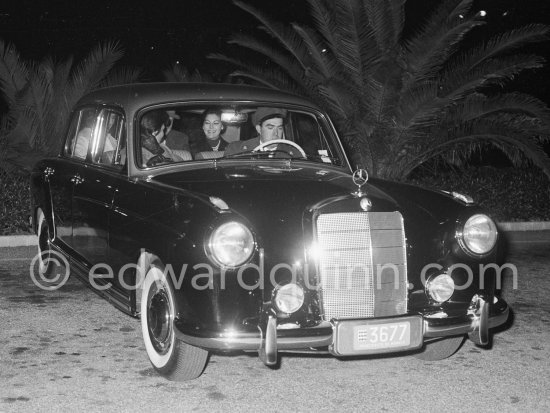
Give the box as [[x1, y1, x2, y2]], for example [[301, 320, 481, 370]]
[[44, 167, 55, 182], [70, 174, 85, 185]]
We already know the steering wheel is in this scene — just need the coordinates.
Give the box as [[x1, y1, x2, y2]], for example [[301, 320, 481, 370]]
[[253, 139, 306, 158]]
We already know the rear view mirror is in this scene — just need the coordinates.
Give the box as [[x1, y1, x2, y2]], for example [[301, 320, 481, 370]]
[[221, 111, 248, 124]]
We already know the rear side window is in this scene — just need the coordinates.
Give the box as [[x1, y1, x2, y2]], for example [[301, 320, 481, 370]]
[[91, 109, 126, 168], [64, 107, 97, 160]]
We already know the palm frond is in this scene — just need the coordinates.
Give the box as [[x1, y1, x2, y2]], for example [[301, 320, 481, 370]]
[[328, 1, 363, 79], [316, 81, 358, 121], [396, 82, 447, 131], [291, 23, 367, 102], [0, 41, 131, 172], [443, 93, 550, 127], [350, 3, 384, 78], [305, 0, 340, 49], [233, 0, 312, 71], [404, 0, 484, 85], [101, 66, 143, 87], [441, 54, 545, 99], [406, 19, 484, 84], [229, 69, 304, 95], [291, 24, 333, 80], [458, 24, 549, 71], [0, 40, 29, 111], [218, 0, 550, 179], [46, 58, 74, 141], [411, 119, 550, 172], [301, 1, 383, 113], [363, 0, 406, 52], [162, 64, 198, 82], [69, 41, 124, 100], [227, 33, 308, 84]]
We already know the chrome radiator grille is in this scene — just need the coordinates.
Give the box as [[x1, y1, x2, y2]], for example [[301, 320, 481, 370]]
[[315, 211, 408, 320]]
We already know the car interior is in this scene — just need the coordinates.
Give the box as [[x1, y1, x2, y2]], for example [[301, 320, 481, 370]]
[[63, 105, 345, 169], [139, 105, 344, 167]]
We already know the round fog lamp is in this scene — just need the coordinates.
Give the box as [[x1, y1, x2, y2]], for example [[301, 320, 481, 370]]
[[427, 274, 455, 303], [274, 284, 304, 314], [462, 214, 497, 255]]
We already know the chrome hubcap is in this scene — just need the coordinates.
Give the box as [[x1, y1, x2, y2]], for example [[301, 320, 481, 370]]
[[147, 287, 172, 354]]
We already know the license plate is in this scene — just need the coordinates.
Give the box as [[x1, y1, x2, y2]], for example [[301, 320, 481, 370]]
[[331, 316, 423, 356], [354, 322, 410, 350]]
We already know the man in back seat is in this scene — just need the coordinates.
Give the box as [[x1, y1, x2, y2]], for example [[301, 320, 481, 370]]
[[164, 110, 191, 152]]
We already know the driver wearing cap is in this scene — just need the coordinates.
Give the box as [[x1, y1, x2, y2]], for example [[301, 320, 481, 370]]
[[225, 107, 288, 156]]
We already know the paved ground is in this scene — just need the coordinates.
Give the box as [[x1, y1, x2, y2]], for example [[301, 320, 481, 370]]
[[0, 244, 549, 412]]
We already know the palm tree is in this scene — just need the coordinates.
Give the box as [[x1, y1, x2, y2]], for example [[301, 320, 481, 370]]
[[162, 63, 214, 83], [209, 0, 550, 180], [0, 41, 142, 173]]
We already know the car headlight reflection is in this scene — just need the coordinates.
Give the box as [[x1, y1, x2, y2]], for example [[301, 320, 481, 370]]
[[461, 214, 498, 255], [274, 283, 305, 314], [209, 222, 254, 267], [426, 274, 455, 303]]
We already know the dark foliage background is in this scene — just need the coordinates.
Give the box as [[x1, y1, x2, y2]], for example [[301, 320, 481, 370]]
[[1, 170, 30, 235], [1, 167, 549, 235], [406, 167, 550, 222]]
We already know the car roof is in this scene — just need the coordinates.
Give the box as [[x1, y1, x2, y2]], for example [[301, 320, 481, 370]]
[[77, 82, 322, 114]]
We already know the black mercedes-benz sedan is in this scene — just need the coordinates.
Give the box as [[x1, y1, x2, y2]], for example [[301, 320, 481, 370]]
[[30, 83, 509, 380]]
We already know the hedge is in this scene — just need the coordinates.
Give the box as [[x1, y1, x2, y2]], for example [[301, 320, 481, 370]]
[[1, 170, 31, 235], [406, 166, 550, 222], [1, 167, 549, 235]]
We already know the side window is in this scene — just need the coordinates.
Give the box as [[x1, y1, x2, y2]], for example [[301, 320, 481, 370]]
[[92, 110, 126, 168], [65, 107, 97, 159], [292, 112, 323, 155], [291, 112, 343, 166]]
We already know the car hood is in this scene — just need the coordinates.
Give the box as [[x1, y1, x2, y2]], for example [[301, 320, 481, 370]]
[[150, 162, 466, 267], [152, 162, 398, 218]]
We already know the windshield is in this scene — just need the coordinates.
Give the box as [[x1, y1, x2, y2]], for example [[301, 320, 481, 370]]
[[137, 104, 346, 168]]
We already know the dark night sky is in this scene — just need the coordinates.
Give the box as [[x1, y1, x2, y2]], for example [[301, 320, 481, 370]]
[[0, 0, 311, 80], [0, 0, 549, 101]]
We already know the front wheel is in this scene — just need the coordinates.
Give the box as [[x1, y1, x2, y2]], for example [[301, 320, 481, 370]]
[[414, 336, 465, 361], [140, 261, 208, 381]]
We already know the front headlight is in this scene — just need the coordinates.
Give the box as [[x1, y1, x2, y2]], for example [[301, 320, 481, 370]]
[[209, 221, 255, 267], [460, 214, 498, 255]]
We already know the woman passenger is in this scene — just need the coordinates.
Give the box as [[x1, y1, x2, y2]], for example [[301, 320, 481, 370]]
[[191, 108, 229, 156]]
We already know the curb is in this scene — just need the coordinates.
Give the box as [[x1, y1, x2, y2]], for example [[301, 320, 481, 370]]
[[1, 222, 549, 248], [496, 222, 550, 231], [0, 235, 38, 248]]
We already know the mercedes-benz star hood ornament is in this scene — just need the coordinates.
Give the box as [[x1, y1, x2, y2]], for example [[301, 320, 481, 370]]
[[352, 168, 369, 196]]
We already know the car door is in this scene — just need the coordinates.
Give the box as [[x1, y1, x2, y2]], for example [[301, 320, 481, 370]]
[[70, 108, 132, 308], [71, 109, 123, 268], [48, 107, 99, 252]]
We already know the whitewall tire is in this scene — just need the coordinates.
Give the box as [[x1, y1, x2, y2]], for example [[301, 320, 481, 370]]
[[140, 261, 208, 380], [36, 208, 54, 276]]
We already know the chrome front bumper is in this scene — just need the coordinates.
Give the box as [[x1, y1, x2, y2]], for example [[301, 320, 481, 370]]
[[175, 297, 509, 356]]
